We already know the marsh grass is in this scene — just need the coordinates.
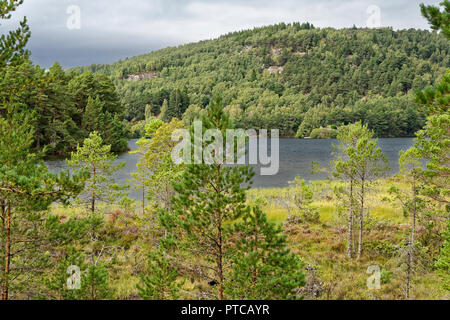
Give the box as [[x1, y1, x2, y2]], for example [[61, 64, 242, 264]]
[[49, 178, 445, 300]]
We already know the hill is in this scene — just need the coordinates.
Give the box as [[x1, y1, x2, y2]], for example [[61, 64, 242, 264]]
[[72, 23, 449, 138]]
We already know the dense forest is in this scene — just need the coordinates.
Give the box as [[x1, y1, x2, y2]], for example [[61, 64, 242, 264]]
[[0, 62, 128, 156], [0, 0, 449, 302], [73, 23, 449, 138]]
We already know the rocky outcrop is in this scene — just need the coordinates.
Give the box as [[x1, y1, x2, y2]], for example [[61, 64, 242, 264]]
[[126, 72, 157, 81]]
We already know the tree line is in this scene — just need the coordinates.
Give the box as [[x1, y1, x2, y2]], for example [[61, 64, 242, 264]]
[[0, 60, 128, 157]]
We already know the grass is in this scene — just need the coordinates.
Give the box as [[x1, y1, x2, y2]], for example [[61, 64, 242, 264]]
[[247, 179, 447, 300], [49, 178, 447, 300]]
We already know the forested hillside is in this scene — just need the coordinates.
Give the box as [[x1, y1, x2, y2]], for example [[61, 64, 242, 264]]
[[73, 23, 449, 137]]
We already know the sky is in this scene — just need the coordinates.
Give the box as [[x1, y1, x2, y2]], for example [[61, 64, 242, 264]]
[[0, 0, 440, 68]]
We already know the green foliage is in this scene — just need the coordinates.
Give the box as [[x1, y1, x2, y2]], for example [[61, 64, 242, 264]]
[[415, 6, 450, 292], [130, 118, 185, 211], [309, 127, 338, 139], [73, 25, 448, 138], [0, 0, 30, 68], [284, 176, 320, 223], [44, 250, 114, 300], [182, 104, 205, 126], [380, 269, 393, 285], [420, 0, 450, 39], [0, 105, 87, 299], [81, 263, 114, 300], [0, 61, 128, 156], [435, 221, 450, 291], [332, 122, 388, 259], [333, 122, 389, 185], [162, 96, 255, 300], [365, 240, 397, 258], [137, 249, 184, 300], [225, 206, 305, 300], [411, 70, 449, 205], [68, 132, 127, 212]]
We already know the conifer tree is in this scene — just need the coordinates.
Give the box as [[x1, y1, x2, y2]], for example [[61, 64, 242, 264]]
[[225, 206, 305, 300], [420, 0, 450, 38], [131, 118, 185, 210], [160, 99, 169, 122], [163, 96, 254, 300], [0, 0, 30, 68], [436, 221, 450, 292], [82, 96, 103, 134], [81, 263, 114, 300], [0, 106, 85, 300], [44, 248, 115, 300], [415, 3, 449, 292], [388, 148, 427, 299], [68, 132, 126, 213], [137, 248, 184, 300], [44, 62, 80, 155]]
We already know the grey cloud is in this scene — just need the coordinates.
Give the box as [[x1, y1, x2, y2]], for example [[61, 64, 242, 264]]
[[0, 0, 439, 68]]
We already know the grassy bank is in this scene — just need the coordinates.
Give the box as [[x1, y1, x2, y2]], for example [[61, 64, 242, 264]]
[[249, 179, 446, 300], [50, 178, 447, 300]]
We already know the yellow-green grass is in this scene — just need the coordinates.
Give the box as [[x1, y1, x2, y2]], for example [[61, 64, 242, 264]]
[[47, 178, 446, 300], [248, 178, 408, 225]]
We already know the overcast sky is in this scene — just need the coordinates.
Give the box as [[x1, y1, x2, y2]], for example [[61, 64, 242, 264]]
[[0, 0, 439, 68]]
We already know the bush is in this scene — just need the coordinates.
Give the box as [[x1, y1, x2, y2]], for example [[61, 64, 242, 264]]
[[309, 127, 338, 139]]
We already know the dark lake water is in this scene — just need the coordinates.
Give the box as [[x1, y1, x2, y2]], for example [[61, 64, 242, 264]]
[[47, 138, 415, 199]]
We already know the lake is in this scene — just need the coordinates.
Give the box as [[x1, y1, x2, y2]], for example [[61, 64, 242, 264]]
[[47, 138, 415, 199]]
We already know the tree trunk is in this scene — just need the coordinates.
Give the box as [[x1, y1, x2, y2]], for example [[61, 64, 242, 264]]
[[0, 201, 5, 299], [406, 175, 417, 300], [217, 220, 224, 301], [357, 179, 365, 259], [347, 179, 354, 259], [2, 205, 11, 300], [142, 185, 145, 215], [406, 249, 411, 300], [91, 166, 96, 213]]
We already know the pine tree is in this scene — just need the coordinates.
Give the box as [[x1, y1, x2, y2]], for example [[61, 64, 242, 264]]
[[102, 113, 129, 154], [420, 0, 450, 39], [436, 221, 450, 292], [44, 62, 80, 155], [415, 4, 449, 293], [44, 249, 114, 300], [162, 96, 254, 300], [0, 0, 88, 300], [67, 132, 126, 213], [82, 96, 103, 134], [130, 118, 185, 210], [0, 0, 31, 69], [225, 206, 305, 300], [412, 70, 449, 206], [0, 106, 85, 300], [388, 148, 427, 299], [160, 99, 169, 122], [43, 249, 85, 300], [137, 248, 184, 300], [81, 263, 114, 300]]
